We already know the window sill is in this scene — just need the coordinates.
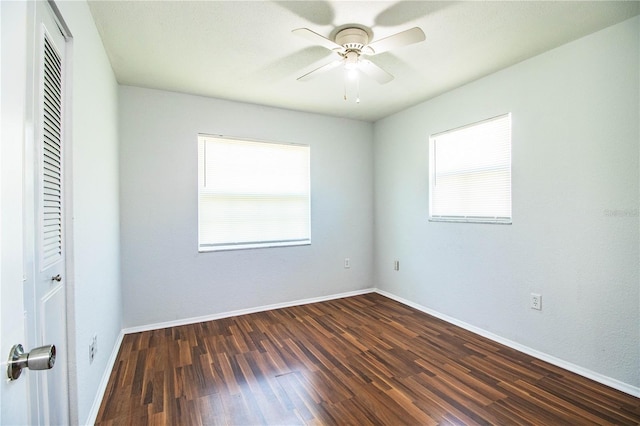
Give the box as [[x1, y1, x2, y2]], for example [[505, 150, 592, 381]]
[[199, 240, 311, 252], [429, 216, 512, 225]]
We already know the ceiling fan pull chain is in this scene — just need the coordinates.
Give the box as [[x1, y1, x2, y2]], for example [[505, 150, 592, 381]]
[[344, 73, 348, 101]]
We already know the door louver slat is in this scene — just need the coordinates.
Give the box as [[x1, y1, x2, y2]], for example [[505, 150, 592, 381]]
[[42, 33, 63, 267]]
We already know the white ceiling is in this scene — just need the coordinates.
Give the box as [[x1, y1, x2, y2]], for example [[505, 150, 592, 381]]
[[88, 1, 639, 122]]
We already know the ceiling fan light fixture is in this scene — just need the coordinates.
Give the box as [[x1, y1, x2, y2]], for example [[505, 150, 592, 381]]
[[344, 51, 359, 70]]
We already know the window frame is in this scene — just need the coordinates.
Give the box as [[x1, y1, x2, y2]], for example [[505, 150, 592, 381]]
[[197, 134, 311, 252], [428, 113, 512, 225]]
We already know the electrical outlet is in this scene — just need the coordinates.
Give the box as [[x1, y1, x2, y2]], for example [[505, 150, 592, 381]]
[[89, 335, 98, 364], [344, 258, 351, 269], [394, 260, 400, 271], [530, 293, 542, 310]]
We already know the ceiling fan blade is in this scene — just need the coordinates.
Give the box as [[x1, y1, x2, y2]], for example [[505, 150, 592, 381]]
[[364, 27, 425, 55], [297, 59, 343, 81], [359, 59, 394, 84], [292, 28, 343, 52]]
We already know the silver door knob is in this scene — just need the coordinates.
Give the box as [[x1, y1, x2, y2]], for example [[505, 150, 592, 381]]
[[7, 344, 56, 381], [52, 274, 62, 282]]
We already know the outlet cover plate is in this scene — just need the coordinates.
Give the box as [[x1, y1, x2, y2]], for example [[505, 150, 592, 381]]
[[530, 293, 542, 310]]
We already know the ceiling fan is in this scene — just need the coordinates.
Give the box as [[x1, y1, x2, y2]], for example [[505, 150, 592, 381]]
[[292, 26, 426, 84]]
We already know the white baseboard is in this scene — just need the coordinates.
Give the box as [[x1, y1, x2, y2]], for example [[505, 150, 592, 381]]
[[85, 330, 125, 426], [375, 289, 640, 398], [122, 287, 376, 335]]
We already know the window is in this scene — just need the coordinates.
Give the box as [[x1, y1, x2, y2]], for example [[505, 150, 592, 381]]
[[198, 135, 311, 251], [429, 113, 512, 224]]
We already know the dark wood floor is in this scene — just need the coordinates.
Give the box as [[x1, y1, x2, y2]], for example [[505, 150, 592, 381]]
[[96, 293, 640, 425]]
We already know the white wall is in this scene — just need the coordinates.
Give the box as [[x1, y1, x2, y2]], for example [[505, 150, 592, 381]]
[[55, 2, 122, 424], [119, 87, 374, 328], [374, 16, 639, 390], [1, 2, 30, 424]]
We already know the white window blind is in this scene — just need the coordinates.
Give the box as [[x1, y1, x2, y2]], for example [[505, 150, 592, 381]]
[[198, 135, 311, 251], [429, 113, 512, 224]]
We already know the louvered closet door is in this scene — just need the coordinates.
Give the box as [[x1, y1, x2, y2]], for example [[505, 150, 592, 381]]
[[29, 2, 70, 423]]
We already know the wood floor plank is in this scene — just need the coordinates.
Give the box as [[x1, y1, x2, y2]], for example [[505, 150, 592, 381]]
[[95, 293, 640, 425]]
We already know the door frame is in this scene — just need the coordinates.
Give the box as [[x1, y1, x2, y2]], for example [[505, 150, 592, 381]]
[[1, 1, 33, 424]]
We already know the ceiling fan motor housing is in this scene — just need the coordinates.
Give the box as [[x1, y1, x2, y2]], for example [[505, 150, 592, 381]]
[[335, 27, 369, 51]]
